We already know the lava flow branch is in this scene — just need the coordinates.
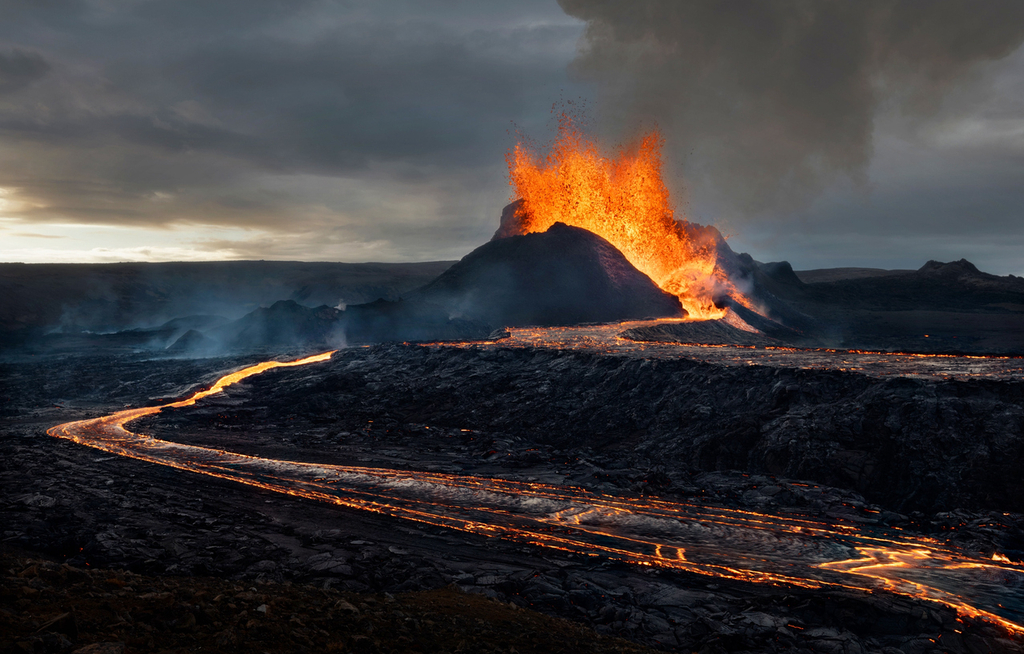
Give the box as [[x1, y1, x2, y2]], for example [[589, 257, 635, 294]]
[[49, 352, 1024, 634]]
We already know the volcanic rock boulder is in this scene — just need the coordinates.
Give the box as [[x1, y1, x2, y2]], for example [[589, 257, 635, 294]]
[[491, 198, 527, 241], [415, 222, 684, 326]]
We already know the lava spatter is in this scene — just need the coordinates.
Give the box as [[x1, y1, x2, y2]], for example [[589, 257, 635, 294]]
[[506, 112, 733, 319]]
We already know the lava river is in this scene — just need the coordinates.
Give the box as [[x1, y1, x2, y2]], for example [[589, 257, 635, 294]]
[[48, 350, 1024, 634]]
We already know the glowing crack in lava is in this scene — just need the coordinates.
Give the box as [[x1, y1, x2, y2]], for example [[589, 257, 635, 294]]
[[506, 113, 732, 319], [49, 352, 1024, 635]]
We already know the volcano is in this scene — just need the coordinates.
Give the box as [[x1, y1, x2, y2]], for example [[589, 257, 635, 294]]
[[415, 221, 684, 327]]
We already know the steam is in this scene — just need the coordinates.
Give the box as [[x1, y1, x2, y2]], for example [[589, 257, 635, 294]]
[[557, 0, 1024, 214]]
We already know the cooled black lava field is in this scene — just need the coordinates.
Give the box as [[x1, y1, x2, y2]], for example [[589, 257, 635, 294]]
[[4, 331, 1024, 654]]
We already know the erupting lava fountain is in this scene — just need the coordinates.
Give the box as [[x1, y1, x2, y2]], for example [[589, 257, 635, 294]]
[[503, 112, 746, 320]]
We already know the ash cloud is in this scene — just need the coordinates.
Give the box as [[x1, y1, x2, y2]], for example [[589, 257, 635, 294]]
[[0, 48, 49, 94], [558, 0, 1024, 214]]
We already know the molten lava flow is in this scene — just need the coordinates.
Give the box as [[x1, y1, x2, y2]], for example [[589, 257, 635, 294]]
[[47, 350, 1024, 634], [506, 113, 730, 319]]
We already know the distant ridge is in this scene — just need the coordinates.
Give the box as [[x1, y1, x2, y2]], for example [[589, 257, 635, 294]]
[[765, 259, 1024, 354], [917, 259, 982, 276], [795, 267, 914, 284], [0, 260, 453, 346]]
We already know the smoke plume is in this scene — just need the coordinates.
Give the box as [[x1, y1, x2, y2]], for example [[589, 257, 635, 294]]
[[558, 0, 1024, 214], [0, 48, 49, 95]]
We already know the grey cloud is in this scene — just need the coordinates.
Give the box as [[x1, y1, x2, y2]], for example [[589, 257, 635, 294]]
[[558, 0, 1024, 215], [0, 48, 50, 94], [726, 123, 1024, 276], [1, 2, 576, 173], [0, 1, 585, 242], [151, 21, 576, 172]]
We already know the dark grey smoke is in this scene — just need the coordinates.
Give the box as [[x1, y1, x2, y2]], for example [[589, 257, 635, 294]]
[[0, 49, 49, 94], [558, 0, 1024, 213]]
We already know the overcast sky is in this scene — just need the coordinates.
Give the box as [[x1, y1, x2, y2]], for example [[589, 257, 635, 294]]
[[1, 0, 1022, 275]]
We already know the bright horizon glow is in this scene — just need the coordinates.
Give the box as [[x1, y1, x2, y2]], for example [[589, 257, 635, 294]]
[[0, 222, 464, 264]]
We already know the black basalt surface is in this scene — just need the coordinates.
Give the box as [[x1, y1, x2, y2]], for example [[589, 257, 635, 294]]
[[4, 348, 1024, 653], [172, 344, 1024, 516]]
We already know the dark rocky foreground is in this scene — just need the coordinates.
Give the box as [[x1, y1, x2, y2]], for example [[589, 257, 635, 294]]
[[0, 547, 656, 654], [3, 347, 1024, 653]]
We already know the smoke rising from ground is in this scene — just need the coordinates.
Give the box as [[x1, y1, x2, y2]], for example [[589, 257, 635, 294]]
[[558, 0, 1024, 215]]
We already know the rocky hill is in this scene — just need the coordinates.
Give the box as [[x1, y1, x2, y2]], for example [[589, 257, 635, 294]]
[[415, 222, 684, 326]]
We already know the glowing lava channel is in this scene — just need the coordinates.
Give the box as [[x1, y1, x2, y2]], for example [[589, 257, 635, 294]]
[[49, 351, 1024, 634]]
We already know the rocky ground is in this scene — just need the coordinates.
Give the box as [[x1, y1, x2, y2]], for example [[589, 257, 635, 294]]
[[3, 346, 1024, 652], [145, 343, 1024, 516], [0, 547, 656, 654]]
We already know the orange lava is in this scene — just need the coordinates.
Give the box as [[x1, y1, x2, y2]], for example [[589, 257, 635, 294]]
[[819, 548, 1024, 635], [47, 349, 1024, 636], [506, 112, 729, 319]]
